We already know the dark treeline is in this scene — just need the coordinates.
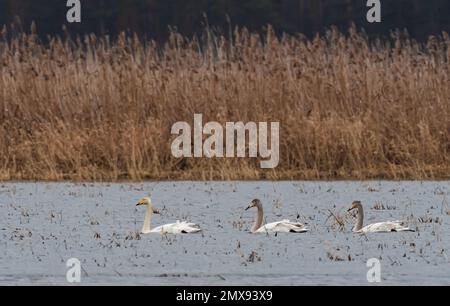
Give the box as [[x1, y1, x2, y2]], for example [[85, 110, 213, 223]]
[[1, 0, 449, 40]]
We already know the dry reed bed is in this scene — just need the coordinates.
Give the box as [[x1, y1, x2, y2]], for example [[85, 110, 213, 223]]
[[0, 26, 449, 181]]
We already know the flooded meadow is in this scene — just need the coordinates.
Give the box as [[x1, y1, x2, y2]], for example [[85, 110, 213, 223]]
[[0, 181, 449, 285]]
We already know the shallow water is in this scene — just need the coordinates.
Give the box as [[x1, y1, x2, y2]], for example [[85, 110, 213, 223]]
[[0, 181, 449, 285]]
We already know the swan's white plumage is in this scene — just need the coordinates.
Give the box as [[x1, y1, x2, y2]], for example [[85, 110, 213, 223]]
[[253, 219, 309, 234], [356, 221, 413, 234], [136, 197, 202, 235], [147, 221, 202, 234]]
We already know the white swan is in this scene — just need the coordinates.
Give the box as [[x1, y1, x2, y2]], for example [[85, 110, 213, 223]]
[[348, 201, 414, 233], [136, 197, 202, 234], [245, 199, 308, 234]]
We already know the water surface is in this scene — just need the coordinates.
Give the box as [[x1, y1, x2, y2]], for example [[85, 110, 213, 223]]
[[0, 181, 449, 285]]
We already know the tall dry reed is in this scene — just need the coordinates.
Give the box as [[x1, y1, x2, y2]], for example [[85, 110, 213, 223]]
[[0, 25, 449, 181]]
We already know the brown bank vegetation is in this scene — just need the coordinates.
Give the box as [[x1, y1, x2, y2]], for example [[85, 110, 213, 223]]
[[0, 26, 449, 181]]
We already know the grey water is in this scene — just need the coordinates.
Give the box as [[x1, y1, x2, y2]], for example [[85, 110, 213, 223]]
[[0, 181, 449, 285]]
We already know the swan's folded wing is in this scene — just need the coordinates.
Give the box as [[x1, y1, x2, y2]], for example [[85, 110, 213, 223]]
[[172, 221, 202, 233], [149, 224, 170, 234], [256, 220, 308, 233], [280, 221, 309, 233], [182, 221, 201, 228], [360, 221, 414, 233]]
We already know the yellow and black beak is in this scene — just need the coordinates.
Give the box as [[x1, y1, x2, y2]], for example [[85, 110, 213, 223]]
[[245, 205, 252, 211]]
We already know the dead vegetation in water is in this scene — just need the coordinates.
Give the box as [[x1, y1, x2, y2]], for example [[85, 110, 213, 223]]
[[247, 251, 262, 263], [232, 217, 246, 231], [325, 251, 347, 262], [322, 241, 353, 262], [125, 231, 141, 241], [372, 201, 396, 211], [441, 197, 450, 216], [10, 228, 32, 240], [0, 25, 450, 181], [325, 208, 352, 232], [417, 216, 442, 224]]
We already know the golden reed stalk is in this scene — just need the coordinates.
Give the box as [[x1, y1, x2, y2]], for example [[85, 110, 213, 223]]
[[0, 26, 449, 181]]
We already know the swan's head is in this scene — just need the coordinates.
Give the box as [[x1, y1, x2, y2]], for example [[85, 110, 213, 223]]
[[136, 197, 159, 214], [348, 200, 362, 212], [245, 199, 262, 210]]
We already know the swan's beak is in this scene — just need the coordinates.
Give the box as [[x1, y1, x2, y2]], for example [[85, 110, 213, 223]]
[[245, 205, 252, 211], [347, 207, 355, 212]]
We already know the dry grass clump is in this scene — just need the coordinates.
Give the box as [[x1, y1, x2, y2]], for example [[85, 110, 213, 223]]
[[0, 25, 449, 181]]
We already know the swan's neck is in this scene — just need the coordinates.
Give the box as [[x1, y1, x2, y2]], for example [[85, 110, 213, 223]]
[[142, 205, 152, 233], [251, 204, 264, 233], [354, 205, 364, 232]]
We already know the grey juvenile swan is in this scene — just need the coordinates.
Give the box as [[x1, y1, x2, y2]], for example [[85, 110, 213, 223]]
[[348, 201, 414, 233], [245, 199, 308, 233]]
